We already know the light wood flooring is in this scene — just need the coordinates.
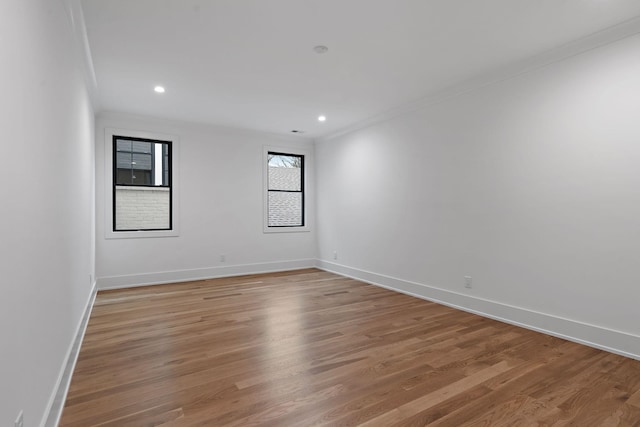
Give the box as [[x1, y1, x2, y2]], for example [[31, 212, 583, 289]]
[[60, 268, 640, 426]]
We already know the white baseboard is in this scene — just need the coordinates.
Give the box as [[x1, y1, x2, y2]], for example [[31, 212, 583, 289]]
[[42, 280, 98, 427], [315, 259, 640, 361], [97, 259, 317, 290]]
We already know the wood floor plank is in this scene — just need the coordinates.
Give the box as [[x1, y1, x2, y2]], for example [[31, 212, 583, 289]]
[[59, 268, 640, 426]]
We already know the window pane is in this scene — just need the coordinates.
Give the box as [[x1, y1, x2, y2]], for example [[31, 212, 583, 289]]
[[131, 153, 152, 170], [116, 168, 132, 185], [131, 169, 152, 185], [116, 139, 132, 152], [116, 152, 132, 170], [114, 186, 170, 230], [268, 191, 302, 226], [268, 154, 302, 191], [131, 140, 152, 153]]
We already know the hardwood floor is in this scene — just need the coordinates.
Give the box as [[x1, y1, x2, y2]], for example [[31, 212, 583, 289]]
[[60, 269, 640, 426]]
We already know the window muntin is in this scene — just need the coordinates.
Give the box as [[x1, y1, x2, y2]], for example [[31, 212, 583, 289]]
[[113, 136, 172, 231], [267, 152, 304, 227]]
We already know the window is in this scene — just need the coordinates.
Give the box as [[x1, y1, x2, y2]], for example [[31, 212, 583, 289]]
[[267, 151, 304, 228], [113, 136, 172, 231]]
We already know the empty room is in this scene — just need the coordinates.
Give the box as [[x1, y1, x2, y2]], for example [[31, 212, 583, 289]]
[[3, 0, 640, 426]]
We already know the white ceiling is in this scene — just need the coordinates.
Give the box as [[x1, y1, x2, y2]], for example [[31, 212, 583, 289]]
[[80, 0, 640, 138]]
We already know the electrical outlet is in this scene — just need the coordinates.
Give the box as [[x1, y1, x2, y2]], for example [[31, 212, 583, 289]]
[[15, 410, 24, 427], [333, 251, 337, 260], [220, 254, 226, 263], [464, 276, 472, 289]]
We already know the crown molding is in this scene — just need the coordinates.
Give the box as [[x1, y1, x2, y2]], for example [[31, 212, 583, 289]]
[[62, 0, 101, 111]]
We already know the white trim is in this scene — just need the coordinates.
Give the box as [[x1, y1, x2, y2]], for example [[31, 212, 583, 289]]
[[315, 259, 640, 361], [263, 146, 312, 233], [41, 280, 98, 427], [317, 16, 640, 143], [97, 259, 316, 290], [104, 127, 180, 239], [116, 186, 170, 193]]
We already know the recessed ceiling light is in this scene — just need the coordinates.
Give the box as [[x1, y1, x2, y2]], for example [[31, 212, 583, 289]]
[[318, 115, 326, 122], [313, 45, 328, 54], [154, 86, 165, 93]]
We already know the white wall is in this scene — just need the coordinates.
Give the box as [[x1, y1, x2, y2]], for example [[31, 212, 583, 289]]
[[96, 113, 316, 288], [316, 34, 640, 357], [0, 0, 95, 425]]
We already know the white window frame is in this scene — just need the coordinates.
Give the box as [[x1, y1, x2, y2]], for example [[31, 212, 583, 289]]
[[105, 128, 180, 239], [263, 145, 311, 233]]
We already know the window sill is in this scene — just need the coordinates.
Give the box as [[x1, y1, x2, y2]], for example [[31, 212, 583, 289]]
[[105, 229, 179, 239], [263, 225, 311, 234]]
